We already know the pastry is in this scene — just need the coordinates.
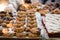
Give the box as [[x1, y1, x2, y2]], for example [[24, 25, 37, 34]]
[[19, 17, 24, 21], [2, 28, 8, 34], [3, 20, 10, 24], [25, 27, 30, 32], [17, 23, 24, 27], [27, 17, 31, 20], [18, 4, 26, 11], [13, 23, 18, 27], [14, 27, 25, 33], [28, 20, 36, 24], [27, 23, 33, 28], [27, 17, 36, 21], [30, 27, 39, 34], [52, 8, 60, 14], [16, 21, 24, 24], [16, 17, 24, 21], [32, 23, 37, 27], [7, 23, 13, 28]]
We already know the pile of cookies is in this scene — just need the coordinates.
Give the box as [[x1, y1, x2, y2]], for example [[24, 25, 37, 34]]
[[13, 11, 26, 37], [13, 11, 40, 38]]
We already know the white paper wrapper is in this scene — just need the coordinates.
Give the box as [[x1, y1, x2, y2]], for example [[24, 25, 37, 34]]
[[41, 16, 49, 39], [45, 14, 60, 33], [35, 12, 42, 29]]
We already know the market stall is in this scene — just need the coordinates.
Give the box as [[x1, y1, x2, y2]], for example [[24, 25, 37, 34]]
[[0, 0, 60, 40]]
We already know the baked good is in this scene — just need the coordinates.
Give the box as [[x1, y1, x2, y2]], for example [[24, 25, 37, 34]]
[[13, 23, 18, 27], [18, 4, 26, 11], [28, 33, 38, 37], [16, 17, 24, 21], [2, 28, 8, 34], [3, 20, 10, 24], [27, 17, 36, 21], [28, 20, 36, 24], [25, 27, 30, 32], [52, 8, 60, 14], [27, 23, 34, 28], [30, 27, 39, 34], [14, 27, 25, 33], [2, 28, 15, 37], [7, 23, 13, 28]]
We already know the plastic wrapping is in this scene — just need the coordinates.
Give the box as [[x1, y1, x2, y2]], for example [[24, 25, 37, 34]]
[[41, 16, 49, 39]]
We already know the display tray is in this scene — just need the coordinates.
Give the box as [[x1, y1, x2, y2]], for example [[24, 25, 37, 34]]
[[0, 36, 41, 39], [0, 36, 41, 40], [0, 12, 42, 40]]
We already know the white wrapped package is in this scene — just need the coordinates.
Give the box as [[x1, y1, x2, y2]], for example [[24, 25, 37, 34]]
[[45, 14, 60, 33], [35, 12, 49, 39]]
